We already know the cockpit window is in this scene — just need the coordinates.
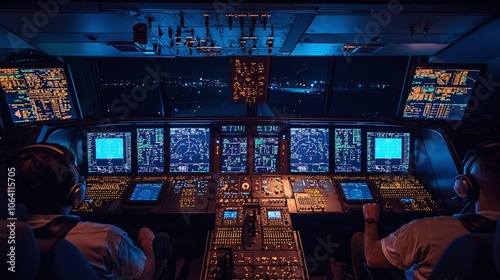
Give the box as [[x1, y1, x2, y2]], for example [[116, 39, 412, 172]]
[[98, 57, 164, 118], [160, 57, 246, 117], [95, 56, 409, 119], [329, 56, 409, 119], [268, 56, 330, 118]]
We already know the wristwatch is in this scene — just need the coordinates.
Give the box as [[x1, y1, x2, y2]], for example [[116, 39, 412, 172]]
[[365, 218, 378, 224]]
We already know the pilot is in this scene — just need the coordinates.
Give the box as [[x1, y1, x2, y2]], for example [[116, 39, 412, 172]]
[[12, 143, 172, 279], [351, 142, 500, 280]]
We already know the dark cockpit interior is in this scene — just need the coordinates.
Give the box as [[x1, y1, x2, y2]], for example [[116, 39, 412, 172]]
[[1, 1, 500, 279]]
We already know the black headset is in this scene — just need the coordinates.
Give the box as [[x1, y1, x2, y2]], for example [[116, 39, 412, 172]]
[[16, 143, 86, 207], [453, 142, 500, 202]]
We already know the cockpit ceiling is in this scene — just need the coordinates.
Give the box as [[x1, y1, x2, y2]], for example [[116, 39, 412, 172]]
[[0, 1, 498, 58]]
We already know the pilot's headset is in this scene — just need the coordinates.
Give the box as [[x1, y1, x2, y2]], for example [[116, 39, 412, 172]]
[[16, 143, 86, 207], [453, 142, 500, 203]]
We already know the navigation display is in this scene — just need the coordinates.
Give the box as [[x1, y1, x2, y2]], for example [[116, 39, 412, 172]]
[[402, 63, 485, 120], [254, 137, 279, 173], [137, 128, 164, 173], [290, 127, 329, 173], [366, 132, 411, 173], [169, 127, 210, 173], [0, 66, 79, 124], [223, 210, 238, 219], [340, 181, 374, 203], [221, 136, 248, 173], [334, 128, 362, 173], [267, 210, 282, 219], [87, 132, 132, 174], [127, 182, 163, 202]]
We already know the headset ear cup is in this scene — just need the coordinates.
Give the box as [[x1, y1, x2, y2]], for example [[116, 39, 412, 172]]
[[453, 175, 470, 199], [66, 182, 86, 206], [453, 174, 479, 202], [64, 159, 86, 207], [455, 142, 500, 205]]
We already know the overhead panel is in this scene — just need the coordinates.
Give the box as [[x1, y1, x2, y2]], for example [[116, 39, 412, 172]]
[[307, 14, 490, 35], [0, 4, 494, 58], [280, 13, 316, 54], [374, 43, 448, 56], [217, 13, 294, 56], [436, 17, 500, 63], [33, 42, 125, 56], [126, 11, 296, 56], [302, 13, 490, 56], [130, 11, 224, 56], [291, 43, 344, 56], [301, 33, 469, 44], [0, 12, 133, 35], [0, 11, 136, 56]]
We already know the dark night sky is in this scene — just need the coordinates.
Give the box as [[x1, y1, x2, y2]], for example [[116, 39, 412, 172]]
[[98, 56, 409, 86], [96, 56, 410, 118]]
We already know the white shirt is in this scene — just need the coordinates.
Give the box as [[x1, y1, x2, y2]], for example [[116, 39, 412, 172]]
[[28, 215, 146, 280], [381, 212, 499, 280]]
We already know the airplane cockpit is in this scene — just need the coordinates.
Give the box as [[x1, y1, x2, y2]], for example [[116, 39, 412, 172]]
[[1, 1, 500, 279]]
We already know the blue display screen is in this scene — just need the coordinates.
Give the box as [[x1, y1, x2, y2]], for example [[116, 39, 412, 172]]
[[366, 132, 411, 173], [137, 128, 164, 173], [267, 210, 282, 219], [87, 132, 132, 174], [290, 127, 329, 173], [169, 127, 210, 173], [221, 136, 247, 173], [223, 210, 238, 219], [96, 138, 123, 159], [340, 182, 374, 202], [254, 137, 279, 173], [375, 138, 402, 159], [334, 128, 362, 173], [129, 182, 163, 201]]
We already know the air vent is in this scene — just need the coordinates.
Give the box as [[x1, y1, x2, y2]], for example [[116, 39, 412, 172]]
[[108, 41, 144, 52], [343, 43, 387, 54]]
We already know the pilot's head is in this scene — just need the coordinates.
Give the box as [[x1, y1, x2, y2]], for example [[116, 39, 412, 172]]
[[453, 142, 500, 206], [13, 143, 86, 214]]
